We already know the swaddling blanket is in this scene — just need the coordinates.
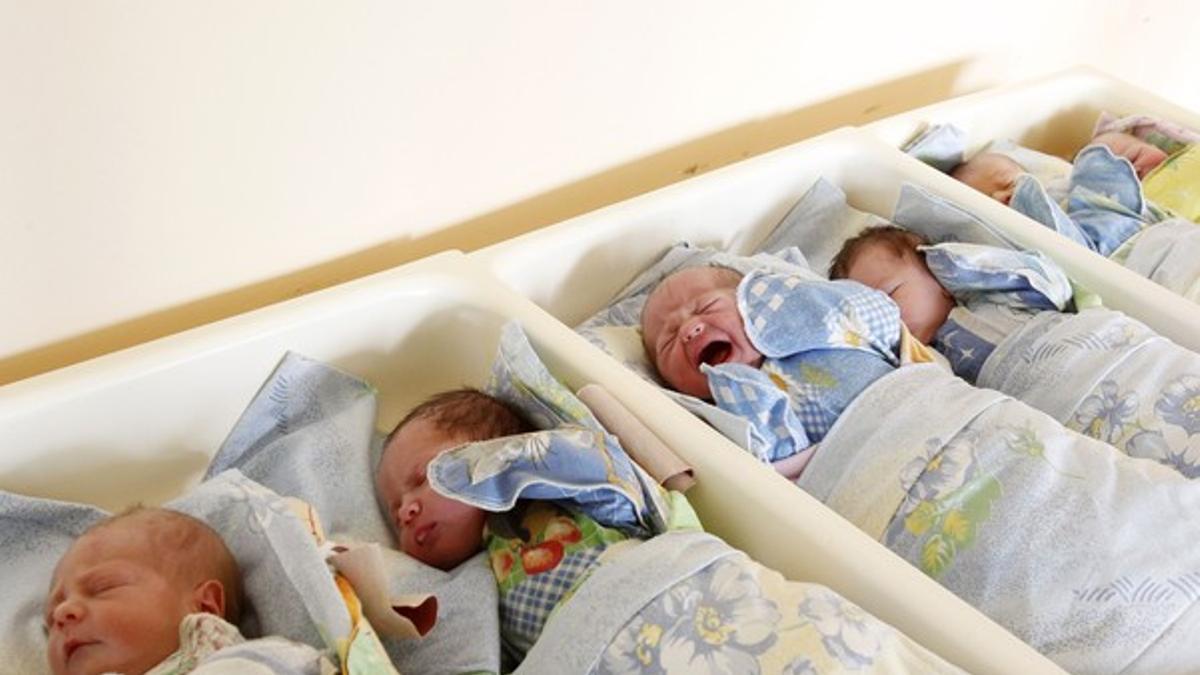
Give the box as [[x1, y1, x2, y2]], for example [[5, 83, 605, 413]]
[[1011, 147, 1200, 300], [978, 307, 1200, 478], [923, 242, 1071, 383], [922, 242, 1200, 477], [704, 270, 901, 462], [800, 363, 1200, 674], [514, 530, 963, 675]]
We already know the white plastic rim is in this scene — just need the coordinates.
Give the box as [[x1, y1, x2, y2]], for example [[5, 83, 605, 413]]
[[868, 65, 1200, 161], [0, 250, 1057, 673], [473, 126, 1200, 354]]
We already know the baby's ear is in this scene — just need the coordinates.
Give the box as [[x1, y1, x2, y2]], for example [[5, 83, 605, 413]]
[[192, 579, 227, 618]]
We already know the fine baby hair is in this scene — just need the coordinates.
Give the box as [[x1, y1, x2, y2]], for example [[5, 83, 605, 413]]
[[383, 387, 533, 450], [46, 506, 243, 675], [830, 225, 955, 345], [828, 224, 926, 279], [376, 388, 534, 571]]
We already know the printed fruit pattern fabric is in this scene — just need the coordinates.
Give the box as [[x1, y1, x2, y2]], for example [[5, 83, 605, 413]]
[[486, 501, 627, 593]]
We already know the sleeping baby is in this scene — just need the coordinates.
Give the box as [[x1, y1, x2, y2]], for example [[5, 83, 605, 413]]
[[953, 133, 1185, 212], [375, 388, 665, 660], [831, 225, 1200, 476], [828, 225, 1063, 382], [45, 507, 333, 675], [938, 128, 1200, 301], [374, 386, 964, 673]]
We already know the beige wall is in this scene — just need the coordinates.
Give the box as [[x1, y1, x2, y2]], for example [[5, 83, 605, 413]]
[[3, 0, 1198, 383]]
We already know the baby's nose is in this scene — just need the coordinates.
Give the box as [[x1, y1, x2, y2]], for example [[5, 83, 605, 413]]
[[51, 599, 83, 627], [681, 321, 704, 343], [401, 499, 421, 525]]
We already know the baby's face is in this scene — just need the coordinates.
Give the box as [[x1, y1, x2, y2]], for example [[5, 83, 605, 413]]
[[843, 242, 955, 344], [46, 524, 197, 675], [376, 417, 488, 570], [953, 153, 1023, 204], [641, 266, 764, 399], [1093, 131, 1168, 179]]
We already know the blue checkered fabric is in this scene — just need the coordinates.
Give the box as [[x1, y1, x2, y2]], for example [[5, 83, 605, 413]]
[[705, 272, 902, 453], [499, 547, 605, 658], [704, 362, 809, 462], [739, 272, 900, 363]]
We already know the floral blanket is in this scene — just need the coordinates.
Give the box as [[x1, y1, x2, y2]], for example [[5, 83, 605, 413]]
[[978, 307, 1200, 478], [512, 530, 962, 674], [800, 363, 1200, 674]]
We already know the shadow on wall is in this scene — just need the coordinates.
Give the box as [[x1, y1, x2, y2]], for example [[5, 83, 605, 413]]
[[2, 59, 972, 385]]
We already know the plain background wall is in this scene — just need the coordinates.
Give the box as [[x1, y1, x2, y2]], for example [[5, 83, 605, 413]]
[[3, 0, 1199, 384]]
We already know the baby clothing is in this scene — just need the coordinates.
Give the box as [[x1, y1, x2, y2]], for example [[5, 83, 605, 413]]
[[425, 425, 689, 665], [702, 270, 903, 461], [143, 613, 336, 675], [924, 243, 1072, 383]]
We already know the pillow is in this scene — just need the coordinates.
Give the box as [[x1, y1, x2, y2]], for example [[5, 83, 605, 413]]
[[0, 492, 104, 675], [892, 182, 1020, 249], [0, 470, 349, 674], [208, 351, 391, 545], [756, 177, 890, 276], [206, 352, 502, 674]]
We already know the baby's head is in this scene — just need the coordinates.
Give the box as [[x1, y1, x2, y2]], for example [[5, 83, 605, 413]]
[[45, 507, 242, 675], [950, 152, 1023, 204], [640, 265, 764, 399], [376, 388, 533, 570], [1092, 131, 1168, 179], [829, 226, 955, 344]]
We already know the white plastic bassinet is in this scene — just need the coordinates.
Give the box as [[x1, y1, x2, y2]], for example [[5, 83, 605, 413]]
[[0, 250, 1054, 673]]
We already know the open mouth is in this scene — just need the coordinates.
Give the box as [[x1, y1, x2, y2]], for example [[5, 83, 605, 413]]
[[697, 340, 732, 367]]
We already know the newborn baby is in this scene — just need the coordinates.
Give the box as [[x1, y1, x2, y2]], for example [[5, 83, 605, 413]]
[[375, 389, 532, 571], [45, 507, 333, 675], [950, 152, 1024, 205], [374, 388, 661, 658], [639, 266, 764, 399], [830, 225, 1066, 382], [45, 507, 242, 675], [640, 262, 903, 465]]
